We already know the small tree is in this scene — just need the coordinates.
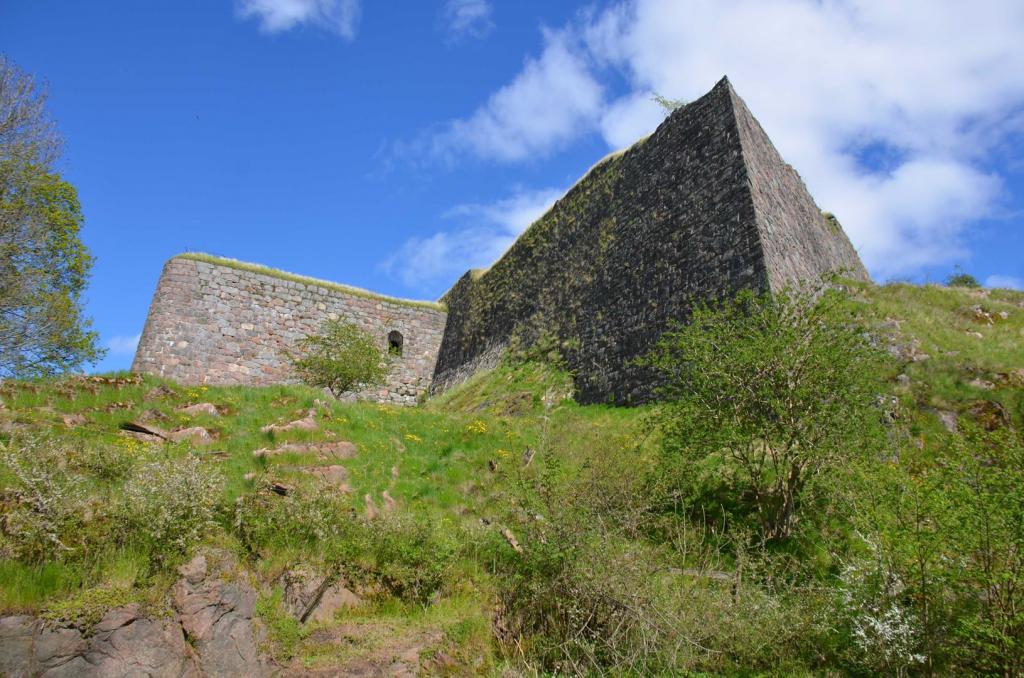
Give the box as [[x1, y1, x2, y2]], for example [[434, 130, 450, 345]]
[[652, 92, 686, 113], [642, 284, 888, 541], [0, 55, 103, 377], [290, 318, 388, 397]]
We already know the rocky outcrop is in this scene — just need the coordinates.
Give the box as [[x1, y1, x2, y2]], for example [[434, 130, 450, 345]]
[[0, 552, 269, 678], [280, 568, 361, 625], [173, 554, 269, 677], [0, 608, 198, 678]]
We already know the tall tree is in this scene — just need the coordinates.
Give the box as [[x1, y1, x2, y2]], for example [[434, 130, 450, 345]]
[[0, 55, 103, 377]]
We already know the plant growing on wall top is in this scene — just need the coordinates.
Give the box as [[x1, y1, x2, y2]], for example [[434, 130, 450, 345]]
[[288, 319, 388, 398]]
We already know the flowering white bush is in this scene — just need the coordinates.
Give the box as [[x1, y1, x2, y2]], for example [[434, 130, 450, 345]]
[[840, 537, 926, 674], [0, 443, 85, 561], [121, 455, 223, 557]]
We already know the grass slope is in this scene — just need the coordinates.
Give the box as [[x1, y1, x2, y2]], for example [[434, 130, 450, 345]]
[[0, 281, 1021, 674]]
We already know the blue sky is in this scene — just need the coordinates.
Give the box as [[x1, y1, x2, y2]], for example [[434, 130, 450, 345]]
[[2, 0, 1023, 372]]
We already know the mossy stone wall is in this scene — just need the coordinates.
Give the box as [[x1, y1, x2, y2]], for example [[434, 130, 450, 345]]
[[431, 77, 868, 404]]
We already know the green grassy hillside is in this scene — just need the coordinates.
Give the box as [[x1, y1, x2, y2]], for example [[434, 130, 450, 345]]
[[1, 281, 1021, 675]]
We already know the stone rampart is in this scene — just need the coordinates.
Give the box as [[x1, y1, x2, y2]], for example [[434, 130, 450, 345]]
[[430, 77, 868, 404], [131, 255, 447, 405]]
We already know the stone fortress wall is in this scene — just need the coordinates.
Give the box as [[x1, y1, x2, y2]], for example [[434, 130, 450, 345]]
[[430, 77, 868, 404], [133, 77, 868, 406], [131, 255, 447, 405]]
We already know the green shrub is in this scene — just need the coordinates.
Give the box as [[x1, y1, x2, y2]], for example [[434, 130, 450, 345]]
[[363, 514, 458, 604], [849, 425, 1024, 674], [232, 487, 457, 604], [289, 318, 388, 397], [489, 456, 827, 674], [641, 284, 889, 542], [946, 267, 981, 288]]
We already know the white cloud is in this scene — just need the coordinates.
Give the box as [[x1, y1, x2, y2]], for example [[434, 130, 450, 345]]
[[407, 0, 1024, 280], [106, 333, 141, 356], [235, 0, 360, 38], [382, 187, 563, 292], [429, 30, 604, 162], [986, 274, 1023, 290], [441, 0, 494, 41]]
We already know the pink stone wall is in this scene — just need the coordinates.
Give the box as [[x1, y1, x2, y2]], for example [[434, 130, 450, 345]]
[[131, 256, 447, 405]]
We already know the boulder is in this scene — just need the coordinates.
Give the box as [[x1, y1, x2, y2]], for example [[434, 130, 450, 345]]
[[61, 413, 87, 428], [280, 569, 361, 624], [167, 427, 216, 445], [260, 410, 317, 434], [937, 410, 958, 433], [252, 440, 357, 460], [178, 403, 221, 417]]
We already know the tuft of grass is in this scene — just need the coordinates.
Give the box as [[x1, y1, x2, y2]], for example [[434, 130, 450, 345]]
[[256, 588, 307, 660]]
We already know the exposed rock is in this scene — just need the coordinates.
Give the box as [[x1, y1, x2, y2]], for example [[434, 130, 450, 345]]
[[895, 374, 911, 389], [167, 426, 217, 445], [364, 493, 379, 521], [173, 553, 269, 677], [281, 569, 326, 621], [144, 384, 177, 401], [968, 378, 996, 390], [306, 583, 361, 625], [969, 400, 1011, 431], [887, 337, 929, 362], [280, 569, 361, 625], [303, 465, 350, 491], [998, 311, 1010, 321], [82, 606, 199, 678], [0, 608, 200, 678], [178, 402, 221, 417], [260, 410, 317, 434], [994, 369, 1024, 388], [138, 407, 170, 423], [937, 410, 958, 434], [252, 440, 357, 460], [966, 331, 984, 339], [381, 489, 397, 513], [501, 527, 523, 554], [61, 413, 87, 428], [968, 305, 995, 325], [0, 616, 42, 677]]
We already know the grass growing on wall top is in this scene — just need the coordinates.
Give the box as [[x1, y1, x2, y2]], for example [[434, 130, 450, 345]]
[[176, 252, 446, 312]]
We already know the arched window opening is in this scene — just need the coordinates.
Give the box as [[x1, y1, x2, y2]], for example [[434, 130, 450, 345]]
[[388, 330, 404, 357]]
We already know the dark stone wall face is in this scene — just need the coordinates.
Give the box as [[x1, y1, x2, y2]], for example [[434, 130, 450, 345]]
[[432, 77, 869, 404]]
